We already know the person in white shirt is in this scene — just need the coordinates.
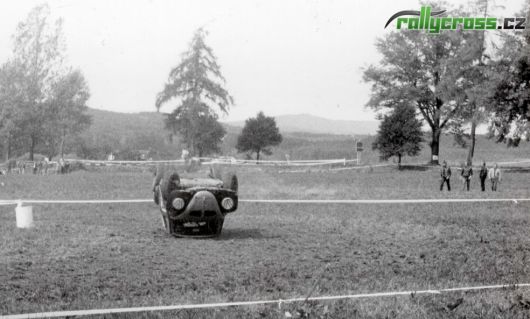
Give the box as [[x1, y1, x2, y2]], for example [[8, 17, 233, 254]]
[[488, 163, 502, 191]]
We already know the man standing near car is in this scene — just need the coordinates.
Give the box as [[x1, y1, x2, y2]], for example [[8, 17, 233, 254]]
[[479, 162, 488, 192], [440, 160, 451, 191]]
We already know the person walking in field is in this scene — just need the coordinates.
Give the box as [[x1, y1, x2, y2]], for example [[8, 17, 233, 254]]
[[479, 162, 488, 192], [488, 163, 502, 191], [461, 163, 473, 191], [440, 160, 451, 191]]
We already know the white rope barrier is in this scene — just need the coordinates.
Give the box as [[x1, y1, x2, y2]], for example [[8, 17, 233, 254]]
[[0, 198, 528, 206], [279, 159, 530, 173], [489, 160, 530, 165], [1, 283, 529, 319], [65, 159, 186, 165], [203, 159, 357, 167], [66, 158, 352, 165], [234, 160, 351, 167], [55, 158, 359, 168], [279, 163, 394, 173], [4, 158, 528, 172], [226, 159, 346, 164], [239, 198, 529, 204]]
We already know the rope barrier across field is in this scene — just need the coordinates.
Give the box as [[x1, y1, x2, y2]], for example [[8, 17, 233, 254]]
[[4, 158, 528, 173], [279, 163, 395, 173], [64, 157, 356, 166], [0, 198, 529, 206], [1, 283, 529, 319], [278, 160, 530, 173]]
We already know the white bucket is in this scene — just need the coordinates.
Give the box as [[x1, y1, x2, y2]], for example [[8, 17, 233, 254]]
[[16, 204, 34, 229]]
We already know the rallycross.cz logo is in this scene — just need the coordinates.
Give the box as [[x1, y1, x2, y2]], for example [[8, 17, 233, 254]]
[[385, 6, 526, 33]]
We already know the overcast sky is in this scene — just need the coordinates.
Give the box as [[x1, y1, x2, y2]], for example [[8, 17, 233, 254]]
[[0, 0, 525, 122]]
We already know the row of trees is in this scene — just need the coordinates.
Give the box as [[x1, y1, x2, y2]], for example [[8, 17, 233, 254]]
[[1, 7, 282, 163], [0, 4, 91, 162], [366, 0, 529, 165]]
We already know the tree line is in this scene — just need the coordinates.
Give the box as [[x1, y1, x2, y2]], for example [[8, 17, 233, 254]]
[[367, 0, 529, 166], [0, 6, 283, 163], [0, 4, 91, 162]]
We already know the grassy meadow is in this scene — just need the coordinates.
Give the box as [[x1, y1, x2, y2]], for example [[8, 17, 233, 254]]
[[1, 157, 530, 318], [246, 133, 530, 166]]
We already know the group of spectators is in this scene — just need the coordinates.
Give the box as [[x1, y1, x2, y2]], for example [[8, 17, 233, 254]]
[[1, 158, 71, 175], [440, 161, 502, 192]]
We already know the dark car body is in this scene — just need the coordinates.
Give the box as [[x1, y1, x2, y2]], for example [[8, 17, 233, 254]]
[[154, 175, 238, 237]]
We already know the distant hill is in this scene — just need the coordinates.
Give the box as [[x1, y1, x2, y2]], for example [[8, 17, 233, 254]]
[[82, 108, 374, 160], [86, 107, 241, 144], [87, 109, 379, 136], [81, 108, 530, 163], [226, 113, 379, 136], [3, 108, 526, 163], [86, 108, 166, 136]]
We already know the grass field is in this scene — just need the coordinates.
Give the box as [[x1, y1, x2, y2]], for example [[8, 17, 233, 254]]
[[245, 133, 530, 165], [1, 164, 530, 318]]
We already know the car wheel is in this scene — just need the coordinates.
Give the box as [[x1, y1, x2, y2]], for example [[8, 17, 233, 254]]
[[214, 218, 224, 237], [160, 214, 168, 230], [222, 173, 238, 193], [158, 189, 171, 234], [153, 186, 160, 205], [161, 172, 180, 200], [209, 164, 223, 180]]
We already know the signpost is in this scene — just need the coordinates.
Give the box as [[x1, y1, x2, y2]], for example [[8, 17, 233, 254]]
[[356, 141, 363, 164]]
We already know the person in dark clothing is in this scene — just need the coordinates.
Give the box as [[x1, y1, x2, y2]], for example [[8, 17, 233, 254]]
[[479, 162, 488, 191], [440, 160, 451, 191], [461, 163, 473, 191]]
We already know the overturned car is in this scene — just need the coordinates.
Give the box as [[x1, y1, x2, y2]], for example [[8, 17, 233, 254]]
[[152, 167, 238, 237]]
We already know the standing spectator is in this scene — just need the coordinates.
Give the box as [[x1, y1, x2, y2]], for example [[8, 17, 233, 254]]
[[58, 158, 65, 174], [7, 159, 16, 173], [17, 160, 25, 174], [488, 163, 502, 191], [63, 161, 70, 174], [461, 163, 473, 191], [181, 149, 190, 163], [440, 160, 452, 191], [479, 162, 488, 192], [42, 158, 49, 175]]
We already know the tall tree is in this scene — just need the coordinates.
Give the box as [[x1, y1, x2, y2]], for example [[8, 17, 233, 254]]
[[0, 61, 26, 161], [193, 115, 226, 157], [364, 3, 475, 164], [372, 105, 424, 167], [447, 0, 501, 165], [236, 112, 282, 161], [11, 4, 66, 160], [156, 28, 233, 156], [489, 2, 530, 145], [43, 69, 91, 159]]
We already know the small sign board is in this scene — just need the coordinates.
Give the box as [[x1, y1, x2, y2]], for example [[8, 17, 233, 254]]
[[356, 142, 363, 152]]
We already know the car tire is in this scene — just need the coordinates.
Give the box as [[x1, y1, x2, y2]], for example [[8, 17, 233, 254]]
[[153, 186, 160, 205], [222, 173, 238, 193], [209, 163, 223, 180], [213, 218, 224, 237], [158, 188, 170, 234], [161, 214, 169, 232], [160, 171, 180, 201]]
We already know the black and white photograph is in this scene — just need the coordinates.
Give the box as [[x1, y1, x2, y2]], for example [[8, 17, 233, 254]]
[[1, 0, 530, 318]]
